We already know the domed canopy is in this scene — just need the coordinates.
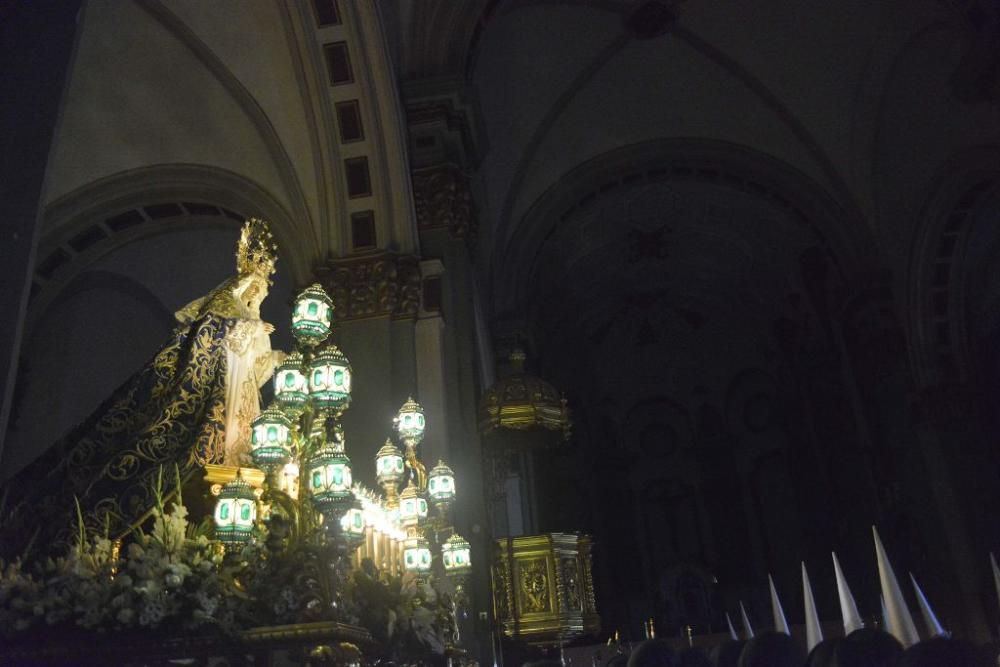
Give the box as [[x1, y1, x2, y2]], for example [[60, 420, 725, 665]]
[[478, 348, 571, 440]]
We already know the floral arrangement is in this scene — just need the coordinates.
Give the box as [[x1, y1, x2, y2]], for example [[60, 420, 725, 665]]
[[0, 481, 239, 639], [349, 559, 458, 663], [0, 478, 455, 662]]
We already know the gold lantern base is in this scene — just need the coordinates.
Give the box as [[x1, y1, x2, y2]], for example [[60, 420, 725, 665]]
[[492, 533, 600, 646]]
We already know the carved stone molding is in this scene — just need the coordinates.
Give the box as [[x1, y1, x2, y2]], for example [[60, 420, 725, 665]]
[[403, 93, 483, 165], [314, 253, 421, 321], [412, 164, 476, 240]]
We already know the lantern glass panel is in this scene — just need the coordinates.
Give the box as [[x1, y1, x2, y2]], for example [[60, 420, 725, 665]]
[[236, 500, 256, 526], [403, 540, 432, 573], [429, 473, 455, 501], [442, 535, 471, 571], [274, 355, 309, 414]]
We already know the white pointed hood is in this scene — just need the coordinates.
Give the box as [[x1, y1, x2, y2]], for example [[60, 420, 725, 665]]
[[910, 572, 947, 638], [726, 611, 739, 641], [832, 551, 864, 635], [991, 553, 1000, 618], [873, 526, 920, 647], [739, 600, 755, 639], [802, 562, 823, 652], [768, 574, 790, 634]]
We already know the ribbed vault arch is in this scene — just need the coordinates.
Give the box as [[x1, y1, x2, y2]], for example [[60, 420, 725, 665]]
[[494, 139, 876, 318], [34, 163, 313, 328]]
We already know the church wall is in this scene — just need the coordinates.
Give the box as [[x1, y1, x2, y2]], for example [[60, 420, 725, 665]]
[[468, 1, 915, 275], [335, 316, 417, 489], [419, 228, 492, 622], [160, 0, 322, 226], [471, 5, 621, 238], [42, 0, 301, 229], [503, 34, 833, 244]]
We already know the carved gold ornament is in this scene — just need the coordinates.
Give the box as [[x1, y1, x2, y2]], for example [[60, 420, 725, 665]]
[[478, 348, 571, 439], [492, 533, 600, 646]]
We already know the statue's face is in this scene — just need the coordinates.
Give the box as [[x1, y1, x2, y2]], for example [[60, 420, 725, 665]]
[[241, 276, 268, 313]]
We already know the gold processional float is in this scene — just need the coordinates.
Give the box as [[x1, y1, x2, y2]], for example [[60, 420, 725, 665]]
[[0, 220, 475, 665], [204, 278, 475, 646], [0, 218, 599, 664], [207, 241, 601, 655]]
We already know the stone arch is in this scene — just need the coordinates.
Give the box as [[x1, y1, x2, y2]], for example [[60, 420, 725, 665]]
[[493, 138, 875, 318], [31, 163, 313, 334], [906, 146, 1000, 387]]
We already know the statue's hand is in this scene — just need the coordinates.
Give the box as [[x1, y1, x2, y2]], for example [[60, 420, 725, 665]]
[[260, 321, 275, 334], [272, 349, 288, 365]]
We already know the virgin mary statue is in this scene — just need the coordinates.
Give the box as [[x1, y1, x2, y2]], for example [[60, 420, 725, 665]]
[[0, 218, 286, 558]]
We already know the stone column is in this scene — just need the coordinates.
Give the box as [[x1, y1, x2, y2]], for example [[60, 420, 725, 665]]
[[415, 259, 449, 464], [0, 2, 83, 468]]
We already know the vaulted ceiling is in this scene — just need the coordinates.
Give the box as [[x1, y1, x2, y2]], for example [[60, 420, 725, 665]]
[[386, 0, 1000, 404]]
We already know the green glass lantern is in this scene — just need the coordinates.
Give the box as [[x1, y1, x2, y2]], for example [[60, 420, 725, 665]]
[[292, 283, 334, 347], [376, 439, 405, 488], [399, 482, 428, 529], [428, 460, 456, 503], [214, 475, 257, 548], [403, 535, 432, 574], [273, 351, 309, 416], [250, 404, 293, 469], [442, 533, 472, 574], [340, 501, 366, 546], [307, 445, 353, 514], [308, 345, 352, 414], [393, 396, 425, 442]]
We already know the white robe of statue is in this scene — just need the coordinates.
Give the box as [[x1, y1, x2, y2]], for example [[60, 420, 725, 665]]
[[223, 274, 286, 464]]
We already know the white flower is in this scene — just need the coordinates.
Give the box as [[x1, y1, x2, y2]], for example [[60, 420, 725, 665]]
[[139, 598, 165, 627]]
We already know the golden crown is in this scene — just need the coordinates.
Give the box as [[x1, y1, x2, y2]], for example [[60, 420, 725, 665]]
[[235, 218, 278, 281]]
